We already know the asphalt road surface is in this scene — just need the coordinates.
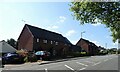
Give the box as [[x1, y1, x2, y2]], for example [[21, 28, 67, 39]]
[[2, 54, 119, 72]]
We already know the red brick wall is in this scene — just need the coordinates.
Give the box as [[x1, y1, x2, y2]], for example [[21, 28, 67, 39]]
[[33, 38, 69, 56], [76, 40, 89, 53], [76, 39, 99, 55], [18, 26, 33, 51]]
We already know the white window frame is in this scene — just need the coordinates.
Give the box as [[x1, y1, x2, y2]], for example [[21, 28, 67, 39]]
[[51, 41, 53, 44], [37, 38, 39, 42], [55, 42, 58, 45], [43, 40, 47, 43]]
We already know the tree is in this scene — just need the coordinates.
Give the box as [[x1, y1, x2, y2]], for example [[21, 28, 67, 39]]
[[69, 2, 120, 43], [7, 38, 18, 49]]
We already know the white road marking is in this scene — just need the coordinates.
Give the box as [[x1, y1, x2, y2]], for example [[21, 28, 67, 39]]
[[104, 59, 109, 62], [76, 62, 88, 67], [79, 67, 86, 70], [92, 62, 101, 66], [65, 64, 74, 71], [104, 57, 114, 62], [45, 68, 48, 72], [91, 56, 94, 57], [84, 61, 95, 64]]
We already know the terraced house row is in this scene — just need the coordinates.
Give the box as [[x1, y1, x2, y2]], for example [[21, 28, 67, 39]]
[[18, 24, 99, 57]]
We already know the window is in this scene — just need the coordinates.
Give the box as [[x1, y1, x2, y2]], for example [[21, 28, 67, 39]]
[[56, 42, 58, 45], [51, 41, 53, 44], [37, 38, 39, 42], [43, 40, 47, 43]]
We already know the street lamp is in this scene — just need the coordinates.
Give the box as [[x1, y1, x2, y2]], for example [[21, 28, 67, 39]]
[[80, 31, 86, 52], [81, 31, 86, 39]]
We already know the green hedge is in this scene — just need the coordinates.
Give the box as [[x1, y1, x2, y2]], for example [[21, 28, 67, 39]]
[[28, 53, 37, 62], [23, 54, 37, 62], [72, 52, 87, 57]]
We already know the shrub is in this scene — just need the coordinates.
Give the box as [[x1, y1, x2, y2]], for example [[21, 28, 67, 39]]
[[16, 49, 28, 57], [16, 50, 37, 62], [80, 52, 87, 56], [24, 56, 29, 62], [99, 51, 108, 55], [73, 52, 81, 57], [72, 51, 87, 57], [28, 52, 37, 62], [16, 50, 28, 63]]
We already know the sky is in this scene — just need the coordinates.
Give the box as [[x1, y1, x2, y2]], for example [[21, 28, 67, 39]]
[[0, 2, 118, 49]]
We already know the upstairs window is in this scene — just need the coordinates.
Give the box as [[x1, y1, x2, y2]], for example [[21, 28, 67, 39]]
[[37, 38, 39, 42], [43, 40, 47, 43], [55, 42, 58, 45], [51, 41, 53, 44]]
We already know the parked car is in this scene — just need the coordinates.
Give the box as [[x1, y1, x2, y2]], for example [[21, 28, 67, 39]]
[[2, 52, 23, 64], [35, 51, 51, 60]]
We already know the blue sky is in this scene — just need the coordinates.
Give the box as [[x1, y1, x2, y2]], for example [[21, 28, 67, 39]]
[[0, 2, 118, 48]]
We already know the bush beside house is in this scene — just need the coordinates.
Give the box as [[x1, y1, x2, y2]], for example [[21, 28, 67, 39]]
[[16, 50, 37, 63], [70, 51, 87, 57]]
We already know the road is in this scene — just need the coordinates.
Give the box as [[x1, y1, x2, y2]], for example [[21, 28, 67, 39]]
[[2, 54, 119, 72]]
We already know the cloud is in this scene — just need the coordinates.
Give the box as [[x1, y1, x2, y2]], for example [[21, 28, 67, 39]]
[[57, 16, 66, 23], [66, 30, 76, 37]]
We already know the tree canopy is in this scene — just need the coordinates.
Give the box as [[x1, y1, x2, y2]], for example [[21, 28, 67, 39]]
[[69, 2, 120, 43], [7, 38, 18, 49]]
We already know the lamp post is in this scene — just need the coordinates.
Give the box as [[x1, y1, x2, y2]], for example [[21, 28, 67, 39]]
[[80, 31, 85, 52], [81, 31, 86, 39]]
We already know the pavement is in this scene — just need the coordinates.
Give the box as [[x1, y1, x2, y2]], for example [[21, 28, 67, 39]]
[[1, 54, 119, 72]]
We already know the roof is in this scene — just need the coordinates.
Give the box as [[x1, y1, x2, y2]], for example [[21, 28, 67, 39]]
[[20, 24, 72, 44], [77, 38, 97, 47], [0, 40, 17, 53]]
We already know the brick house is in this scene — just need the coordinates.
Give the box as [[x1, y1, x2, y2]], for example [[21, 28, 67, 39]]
[[76, 38, 99, 55], [18, 24, 72, 57]]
